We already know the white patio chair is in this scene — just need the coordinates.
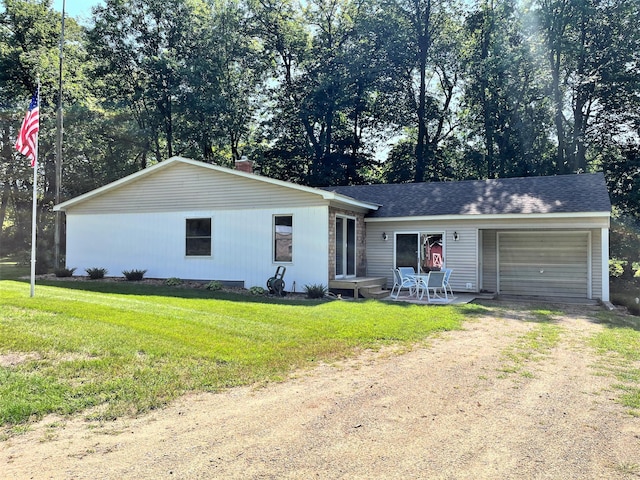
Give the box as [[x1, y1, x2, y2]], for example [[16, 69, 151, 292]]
[[442, 268, 454, 297], [424, 270, 449, 303], [391, 267, 418, 299]]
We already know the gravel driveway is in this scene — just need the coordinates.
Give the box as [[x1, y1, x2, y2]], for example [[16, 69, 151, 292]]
[[3, 300, 640, 479]]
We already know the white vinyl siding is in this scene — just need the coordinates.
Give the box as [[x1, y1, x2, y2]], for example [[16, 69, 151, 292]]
[[497, 231, 590, 298], [65, 206, 329, 289], [66, 162, 328, 215], [367, 216, 608, 298], [365, 222, 478, 293]]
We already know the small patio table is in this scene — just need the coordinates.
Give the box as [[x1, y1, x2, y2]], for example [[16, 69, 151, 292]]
[[408, 273, 430, 300]]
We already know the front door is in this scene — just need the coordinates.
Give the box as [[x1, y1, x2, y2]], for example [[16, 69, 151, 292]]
[[335, 216, 356, 278]]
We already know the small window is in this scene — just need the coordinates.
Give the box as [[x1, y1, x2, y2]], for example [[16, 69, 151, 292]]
[[274, 215, 293, 262], [186, 218, 211, 256]]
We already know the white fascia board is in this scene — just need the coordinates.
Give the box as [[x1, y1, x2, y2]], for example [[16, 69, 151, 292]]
[[363, 211, 611, 222], [54, 156, 379, 212]]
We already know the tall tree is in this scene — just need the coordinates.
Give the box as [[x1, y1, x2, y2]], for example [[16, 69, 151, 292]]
[[381, 0, 463, 182], [0, 0, 88, 263], [89, 0, 207, 163], [535, 0, 640, 173], [461, 0, 554, 178], [250, 0, 388, 186]]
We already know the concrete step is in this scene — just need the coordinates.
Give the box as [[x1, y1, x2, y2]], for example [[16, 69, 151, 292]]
[[360, 285, 391, 299]]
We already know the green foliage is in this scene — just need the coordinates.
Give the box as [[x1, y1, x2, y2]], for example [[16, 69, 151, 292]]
[[591, 320, 640, 414], [248, 286, 266, 295], [122, 269, 147, 281], [54, 267, 76, 278], [609, 220, 640, 279], [205, 280, 223, 291], [610, 259, 626, 279], [610, 277, 640, 316], [304, 283, 328, 299], [0, 280, 464, 427], [461, 0, 555, 178], [85, 267, 107, 280], [604, 145, 640, 222], [165, 277, 183, 286]]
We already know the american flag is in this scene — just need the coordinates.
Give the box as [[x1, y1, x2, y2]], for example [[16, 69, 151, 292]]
[[15, 90, 40, 167]]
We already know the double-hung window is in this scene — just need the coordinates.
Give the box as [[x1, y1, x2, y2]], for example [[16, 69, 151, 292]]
[[186, 218, 211, 256]]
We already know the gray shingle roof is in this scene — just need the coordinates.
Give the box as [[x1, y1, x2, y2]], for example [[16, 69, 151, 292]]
[[321, 173, 611, 218]]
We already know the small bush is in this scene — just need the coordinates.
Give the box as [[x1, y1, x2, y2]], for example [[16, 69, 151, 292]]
[[54, 267, 76, 278], [304, 283, 328, 299], [165, 277, 183, 286], [610, 259, 626, 278], [249, 286, 266, 295], [123, 269, 147, 281], [86, 267, 107, 280], [205, 280, 223, 291]]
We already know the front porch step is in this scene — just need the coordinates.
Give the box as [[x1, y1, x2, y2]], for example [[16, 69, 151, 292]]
[[329, 276, 388, 299], [360, 285, 391, 299]]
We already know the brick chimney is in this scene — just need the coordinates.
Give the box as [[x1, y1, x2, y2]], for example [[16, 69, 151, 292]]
[[235, 156, 253, 174]]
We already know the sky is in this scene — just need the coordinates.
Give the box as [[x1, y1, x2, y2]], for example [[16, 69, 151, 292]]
[[52, 0, 104, 22]]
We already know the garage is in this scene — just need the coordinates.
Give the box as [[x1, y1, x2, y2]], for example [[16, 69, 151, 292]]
[[497, 231, 590, 298]]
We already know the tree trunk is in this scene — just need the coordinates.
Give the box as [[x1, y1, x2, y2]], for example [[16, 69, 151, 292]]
[[414, 1, 432, 183], [0, 184, 8, 249]]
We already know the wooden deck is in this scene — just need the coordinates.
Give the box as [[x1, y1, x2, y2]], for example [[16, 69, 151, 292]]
[[329, 276, 388, 299]]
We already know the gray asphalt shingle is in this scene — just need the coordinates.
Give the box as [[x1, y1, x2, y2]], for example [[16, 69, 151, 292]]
[[321, 173, 611, 218]]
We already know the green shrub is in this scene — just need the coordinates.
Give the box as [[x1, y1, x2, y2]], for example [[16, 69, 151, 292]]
[[610, 259, 626, 278], [205, 280, 223, 291], [86, 267, 107, 280], [304, 283, 328, 299], [123, 269, 147, 281], [248, 286, 266, 295], [54, 267, 76, 278], [165, 277, 183, 286]]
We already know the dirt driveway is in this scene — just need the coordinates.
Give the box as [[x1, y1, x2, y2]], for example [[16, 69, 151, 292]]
[[3, 301, 640, 479]]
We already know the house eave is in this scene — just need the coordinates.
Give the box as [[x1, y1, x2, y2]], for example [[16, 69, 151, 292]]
[[364, 211, 611, 222]]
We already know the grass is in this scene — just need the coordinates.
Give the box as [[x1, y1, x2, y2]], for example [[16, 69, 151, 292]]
[[0, 258, 29, 281], [590, 312, 640, 415], [498, 310, 563, 379], [0, 279, 473, 430]]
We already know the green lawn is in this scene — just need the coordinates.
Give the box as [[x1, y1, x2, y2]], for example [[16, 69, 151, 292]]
[[0, 279, 476, 429], [592, 312, 640, 415]]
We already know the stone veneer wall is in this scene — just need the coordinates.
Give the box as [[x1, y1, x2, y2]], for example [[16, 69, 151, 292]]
[[328, 207, 367, 280]]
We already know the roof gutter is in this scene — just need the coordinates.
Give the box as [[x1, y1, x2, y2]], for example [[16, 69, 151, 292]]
[[364, 211, 611, 222]]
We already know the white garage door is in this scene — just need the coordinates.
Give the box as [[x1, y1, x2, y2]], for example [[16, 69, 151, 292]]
[[498, 232, 590, 298]]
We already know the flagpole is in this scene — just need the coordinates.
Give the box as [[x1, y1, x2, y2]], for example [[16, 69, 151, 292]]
[[30, 82, 41, 298], [55, 0, 66, 269]]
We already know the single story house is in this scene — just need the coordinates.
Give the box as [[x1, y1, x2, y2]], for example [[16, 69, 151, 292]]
[[54, 156, 611, 301]]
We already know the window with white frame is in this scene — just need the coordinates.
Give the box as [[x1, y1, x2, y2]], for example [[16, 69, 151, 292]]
[[274, 215, 293, 262]]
